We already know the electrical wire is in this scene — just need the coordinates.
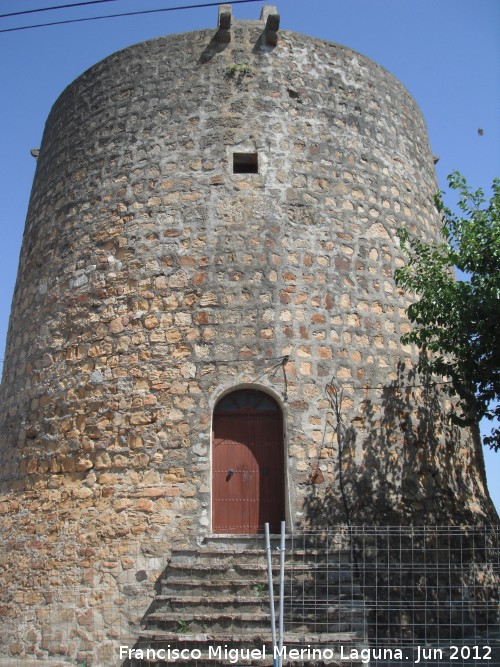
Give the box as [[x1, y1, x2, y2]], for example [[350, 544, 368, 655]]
[[0, 0, 122, 20], [0, 0, 262, 34]]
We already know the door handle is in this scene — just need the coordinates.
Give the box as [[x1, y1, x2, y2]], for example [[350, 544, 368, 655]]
[[227, 468, 235, 480]]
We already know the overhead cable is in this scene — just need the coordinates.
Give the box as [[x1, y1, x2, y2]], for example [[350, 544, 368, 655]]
[[0, 0, 262, 34], [0, 0, 122, 20]]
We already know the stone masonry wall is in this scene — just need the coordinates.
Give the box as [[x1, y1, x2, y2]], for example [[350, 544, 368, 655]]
[[0, 18, 497, 665]]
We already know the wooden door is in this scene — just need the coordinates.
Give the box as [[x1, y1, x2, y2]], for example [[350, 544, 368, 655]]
[[212, 389, 285, 534]]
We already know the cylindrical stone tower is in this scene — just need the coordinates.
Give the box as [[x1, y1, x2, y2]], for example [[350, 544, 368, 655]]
[[0, 6, 497, 664]]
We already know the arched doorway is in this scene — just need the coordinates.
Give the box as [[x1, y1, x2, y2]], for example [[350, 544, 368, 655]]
[[212, 388, 285, 534]]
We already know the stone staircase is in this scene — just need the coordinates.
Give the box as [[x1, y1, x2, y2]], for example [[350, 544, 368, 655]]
[[125, 535, 369, 666]]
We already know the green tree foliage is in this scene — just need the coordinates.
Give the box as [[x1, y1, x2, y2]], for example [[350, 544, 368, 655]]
[[395, 172, 500, 450]]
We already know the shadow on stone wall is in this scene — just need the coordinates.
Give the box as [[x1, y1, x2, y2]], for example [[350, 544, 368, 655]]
[[301, 361, 499, 645], [303, 360, 496, 528], [355, 525, 500, 644]]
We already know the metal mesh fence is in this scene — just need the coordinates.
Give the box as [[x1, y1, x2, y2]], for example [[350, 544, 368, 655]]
[[0, 526, 498, 666], [283, 526, 499, 665]]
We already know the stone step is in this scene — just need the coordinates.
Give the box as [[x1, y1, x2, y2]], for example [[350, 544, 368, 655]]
[[143, 610, 272, 633], [169, 546, 352, 565], [151, 594, 366, 619], [157, 593, 265, 603], [144, 611, 365, 635], [163, 560, 358, 584], [160, 576, 361, 598], [127, 652, 364, 667], [161, 577, 265, 595], [201, 534, 353, 551], [130, 631, 368, 666], [135, 538, 369, 667], [129, 660, 360, 667], [151, 593, 266, 613], [201, 534, 290, 549], [128, 653, 364, 667], [137, 630, 364, 641]]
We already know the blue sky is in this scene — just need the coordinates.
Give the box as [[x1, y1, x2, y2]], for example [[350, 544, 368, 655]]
[[0, 0, 499, 513]]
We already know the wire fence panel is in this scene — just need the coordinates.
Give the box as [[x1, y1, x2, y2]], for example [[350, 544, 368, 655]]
[[284, 526, 499, 666]]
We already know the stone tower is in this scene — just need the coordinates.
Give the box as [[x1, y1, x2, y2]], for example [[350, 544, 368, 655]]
[[0, 5, 497, 664]]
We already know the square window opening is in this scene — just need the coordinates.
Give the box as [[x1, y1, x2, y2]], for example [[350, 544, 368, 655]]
[[233, 152, 258, 174]]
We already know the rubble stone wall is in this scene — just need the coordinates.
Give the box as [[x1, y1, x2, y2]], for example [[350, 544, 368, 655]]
[[0, 19, 496, 665]]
